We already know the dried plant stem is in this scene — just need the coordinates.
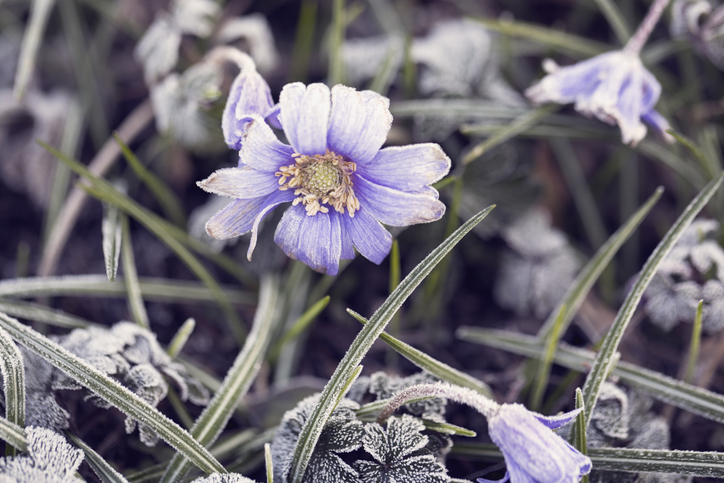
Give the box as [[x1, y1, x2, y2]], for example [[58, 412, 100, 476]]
[[624, 0, 671, 55], [39, 100, 154, 277]]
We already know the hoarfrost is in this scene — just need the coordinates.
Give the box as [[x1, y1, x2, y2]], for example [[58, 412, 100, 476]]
[[0, 427, 83, 482]]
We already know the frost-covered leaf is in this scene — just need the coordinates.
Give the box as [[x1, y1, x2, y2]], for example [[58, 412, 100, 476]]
[[354, 415, 450, 483], [588, 382, 630, 445], [134, 14, 182, 85], [16, 349, 69, 432], [172, 0, 219, 38], [0, 427, 83, 482], [644, 276, 701, 331], [217, 14, 279, 73], [102, 202, 122, 282], [493, 208, 580, 319], [190, 473, 257, 483], [342, 35, 404, 87], [271, 395, 363, 483]]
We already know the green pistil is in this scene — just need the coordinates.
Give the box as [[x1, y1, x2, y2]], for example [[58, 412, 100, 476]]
[[301, 162, 342, 197]]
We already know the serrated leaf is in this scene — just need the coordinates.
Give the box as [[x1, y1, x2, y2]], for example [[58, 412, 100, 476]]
[[102, 202, 122, 282], [0, 311, 225, 475], [581, 173, 724, 426], [160, 276, 280, 483], [286, 206, 494, 483]]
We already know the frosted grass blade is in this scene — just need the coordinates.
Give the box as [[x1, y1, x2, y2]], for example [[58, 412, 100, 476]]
[[457, 328, 724, 424], [121, 214, 149, 328], [0, 311, 225, 475], [14, 0, 56, 99], [348, 309, 492, 397], [0, 326, 24, 456], [581, 173, 724, 426], [160, 276, 280, 483], [68, 433, 130, 483], [167, 318, 195, 360], [286, 206, 495, 483], [0, 299, 94, 329], [0, 417, 26, 452], [102, 202, 122, 282]]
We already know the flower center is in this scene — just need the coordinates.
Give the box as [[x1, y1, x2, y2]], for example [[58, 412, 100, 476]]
[[275, 150, 360, 217]]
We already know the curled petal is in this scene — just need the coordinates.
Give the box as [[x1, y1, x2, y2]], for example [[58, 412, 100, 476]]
[[327, 85, 392, 165], [197, 167, 279, 199], [357, 143, 451, 192], [274, 205, 342, 275], [247, 189, 295, 260], [354, 175, 446, 226], [239, 119, 295, 172], [222, 69, 274, 150], [279, 82, 331, 155], [342, 207, 393, 264], [205, 197, 265, 240], [533, 406, 583, 430]]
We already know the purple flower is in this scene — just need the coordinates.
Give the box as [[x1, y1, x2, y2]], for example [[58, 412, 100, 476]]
[[525, 51, 673, 146], [199, 82, 450, 275], [479, 404, 592, 483], [221, 66, 275, 150]]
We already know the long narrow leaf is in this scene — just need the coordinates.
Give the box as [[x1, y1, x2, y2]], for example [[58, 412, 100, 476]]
[[121, 214, 149, 328], [160, 276, 281, 483], [581, 173, 724, 425], [457, 328, 724, 424], [101, 202, 122, 282], [0, 299, 95, 329], [287, 206, 495, 483], [348, 309, 492, 397], [0, 311, 225, 475], [68, 433, 130, 483], [0, 275, 254, 306], [14, 0, 56, 99], [0, 326, 24, 456], [0, 417, 27, 452]]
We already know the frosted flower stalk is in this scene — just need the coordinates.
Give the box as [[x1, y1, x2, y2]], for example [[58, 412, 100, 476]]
[[200, 82, 450, 275], [526, 0, 673, 145]]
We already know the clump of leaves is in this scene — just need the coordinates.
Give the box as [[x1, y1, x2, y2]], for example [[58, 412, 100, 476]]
[[190, 473, 257, 483], [494, 207, 581, 318], [51, 321, 209, 445], [0, 426, 83, 482], [643, 219, 724, 332]]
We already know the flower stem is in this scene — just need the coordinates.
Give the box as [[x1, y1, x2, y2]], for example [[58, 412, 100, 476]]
[[624, 0, 671, 54]]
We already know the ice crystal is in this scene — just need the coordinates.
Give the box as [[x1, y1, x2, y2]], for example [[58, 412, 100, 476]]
[[0, 427, 83, 482], [354, 415, 450, 483], [494, 208, 580, 318], [271, 395, 363, 483], [52, 322, 208, 445], [190, 473, 257, 483]]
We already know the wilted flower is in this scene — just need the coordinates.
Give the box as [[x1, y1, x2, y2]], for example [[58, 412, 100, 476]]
[[480, 404, 591, 483], [526, 0, 673, 145], [199, 82, 450, 275]]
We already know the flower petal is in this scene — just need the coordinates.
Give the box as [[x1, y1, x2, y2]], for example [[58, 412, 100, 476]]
[[354, 175, 446, 226], [327, 85, 392, 165], [642, 109, 675, 143], [331, 211, 355, 260], [204, 197, 264, 240], [274, 205, 342, 275], [533, 406, 582, 430], [341, 207, 392, 264], [247, 189, 295, 260], [222, 69, 274, 150], [357, 143, 451, 192], [279, 82, 331, 155], [239, 119, 295, 172], [197, 167, 279, 199]]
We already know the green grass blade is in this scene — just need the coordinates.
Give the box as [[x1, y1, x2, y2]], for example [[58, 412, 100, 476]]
[[167, 318, 196, 360], [0, 275, 254, 306], [457, 328, 724, 425], [0, 326, 24, 456], [0, 299, 95, 329], [462, 105, 558, 164], [0, 418, 27, 452], [592, 0, 631, 45], [573, 388, 588, 463], [121, 214, 150, 329], [367, 42, 401, 96], [102, 202, 122, 282], [347, 309, 493, 397], [39, 141, 246, 344], [537, 186, 663, 340], [684, 300, 704, 384], [14, 0, 56, 99], [390, 99, 525, 120], [265, 443, 273, 483], [160, 276, 281, 483], [0, 311, 225, 475], [286, 206, 495, 483], [581, 173, 724, 426], [270, 296, 330, 362], [471, 17, 607, 57], [529, 305, 566, 411], [114, 134, 186, 227], [68, 433, 130, 483], [327, 0, 346, 86]]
